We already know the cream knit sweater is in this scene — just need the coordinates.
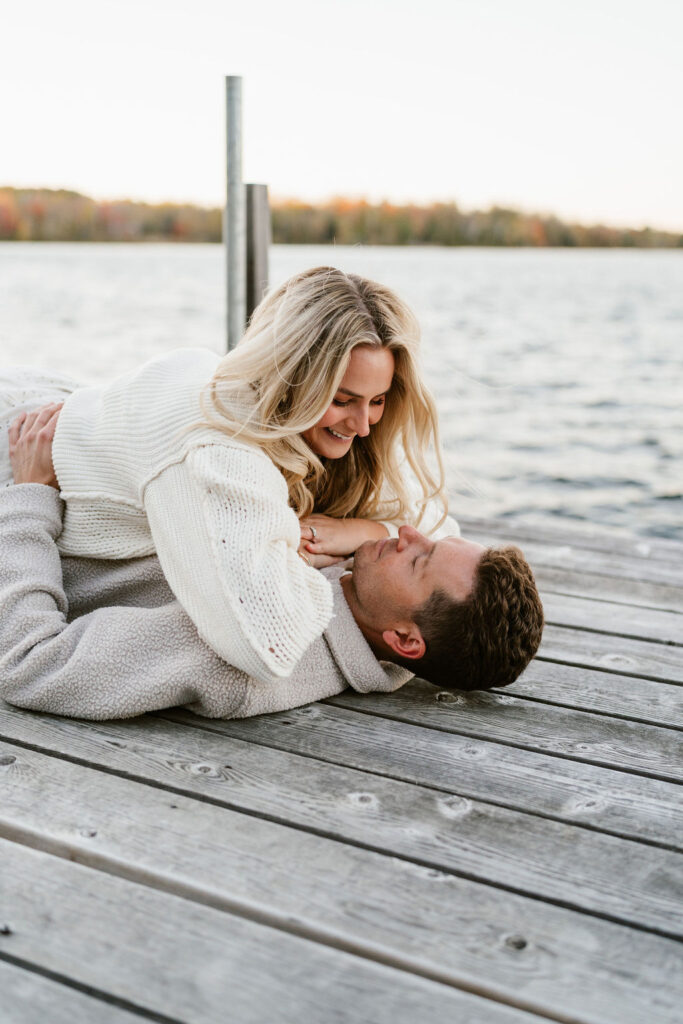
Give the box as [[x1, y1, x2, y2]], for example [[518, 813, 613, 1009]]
[[51, 348, 333, 681]]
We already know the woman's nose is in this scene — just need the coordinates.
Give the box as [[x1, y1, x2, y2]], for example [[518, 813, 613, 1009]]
[[349, 406, 371, 437]]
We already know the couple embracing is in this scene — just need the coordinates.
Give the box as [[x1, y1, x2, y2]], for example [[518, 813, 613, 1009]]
[[0, 267, 543, 720]]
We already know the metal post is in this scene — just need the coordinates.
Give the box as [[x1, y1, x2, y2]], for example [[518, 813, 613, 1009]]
[[246, 183, 271, 321], [225, 76, 246, 351]]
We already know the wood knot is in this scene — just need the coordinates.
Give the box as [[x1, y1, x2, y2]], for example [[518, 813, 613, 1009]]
[[191, 763, 222, 777], [505, 934, 527, 950], [437, 795, 472, 819], [347, 792, 378, 809], [0, 755, 16, 766]]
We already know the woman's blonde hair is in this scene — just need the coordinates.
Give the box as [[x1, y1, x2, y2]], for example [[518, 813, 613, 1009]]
[[201, 266, 447, 529]]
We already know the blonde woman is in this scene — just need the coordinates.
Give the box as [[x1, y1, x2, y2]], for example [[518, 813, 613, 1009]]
[[5, 267, 455, 681]]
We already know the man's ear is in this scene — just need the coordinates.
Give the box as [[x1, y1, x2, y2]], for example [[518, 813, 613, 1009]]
[[381, 624, 426, 661]]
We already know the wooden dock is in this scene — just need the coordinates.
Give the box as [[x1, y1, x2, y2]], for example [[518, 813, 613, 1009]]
[[1, 516, 682, 1023]]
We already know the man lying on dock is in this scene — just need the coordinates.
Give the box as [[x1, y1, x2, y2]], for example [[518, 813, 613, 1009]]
[[0, 412, 543, 721]]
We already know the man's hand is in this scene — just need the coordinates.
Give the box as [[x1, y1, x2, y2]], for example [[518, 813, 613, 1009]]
[[9, 403, 63, 487]]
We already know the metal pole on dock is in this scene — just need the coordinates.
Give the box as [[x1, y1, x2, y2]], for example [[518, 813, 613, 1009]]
[[225, 76, 246, 351], [246, 183, 271, 320]]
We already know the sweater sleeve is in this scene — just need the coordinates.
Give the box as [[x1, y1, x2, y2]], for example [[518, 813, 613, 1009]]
[[0, 484, 249, 720], [142, 443, 334, 680]]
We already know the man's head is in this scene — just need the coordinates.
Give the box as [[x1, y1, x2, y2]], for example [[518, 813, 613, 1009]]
[[342, 526, 544, 691]]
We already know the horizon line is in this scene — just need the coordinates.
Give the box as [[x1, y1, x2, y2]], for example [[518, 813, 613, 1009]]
[[2, 185, 682, 238]]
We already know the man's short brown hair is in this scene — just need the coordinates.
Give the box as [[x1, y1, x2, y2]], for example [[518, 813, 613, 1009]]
[[413, 545, 544, 691]]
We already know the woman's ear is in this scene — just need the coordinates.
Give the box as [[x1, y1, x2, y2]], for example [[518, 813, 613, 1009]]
[[381, 625, 426, 661]]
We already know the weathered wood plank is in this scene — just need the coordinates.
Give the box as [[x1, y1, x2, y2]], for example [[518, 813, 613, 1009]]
[[540, 592, 683, 647], [1, 761, 683, 1024], [457, 515, 683, 564], [1, 739, 681, 938], [3, 703, 678, 849], [539, 625, 683, 683], [173, 703, 682, 847], [4, 841, 527, 1024], [0, 960, 148, 1024], [533, 565, 683, 614], [504, 660, 683, 728], [462, 529, 683, 587], [328, 682, 683, 781]]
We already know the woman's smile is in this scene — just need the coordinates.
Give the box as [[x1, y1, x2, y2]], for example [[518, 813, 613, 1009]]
[[326, 426, 353, 441]]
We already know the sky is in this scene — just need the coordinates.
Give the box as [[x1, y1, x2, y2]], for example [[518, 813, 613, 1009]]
[[3, 0, 682, 230]]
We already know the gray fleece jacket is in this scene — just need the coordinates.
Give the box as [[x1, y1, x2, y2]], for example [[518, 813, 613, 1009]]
[[0, 485, 412, 720]]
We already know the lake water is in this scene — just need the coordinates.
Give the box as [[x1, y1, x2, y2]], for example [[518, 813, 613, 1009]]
[[1, 242, 681, 540]]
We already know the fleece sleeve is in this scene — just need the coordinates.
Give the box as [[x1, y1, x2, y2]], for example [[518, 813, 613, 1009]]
[[143, 443, 334, 680], [0, 484, 248, 720]]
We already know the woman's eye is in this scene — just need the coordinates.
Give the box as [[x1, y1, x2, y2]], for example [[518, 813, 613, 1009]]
[[332, 399, 350, 408], [371, 398, 385, 407]]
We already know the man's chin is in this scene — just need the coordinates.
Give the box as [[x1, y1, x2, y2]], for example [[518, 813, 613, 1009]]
[[355, 539, 376, 563]]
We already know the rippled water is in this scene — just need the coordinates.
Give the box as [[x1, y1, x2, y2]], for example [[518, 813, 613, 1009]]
[[1, 242, 681, 539]]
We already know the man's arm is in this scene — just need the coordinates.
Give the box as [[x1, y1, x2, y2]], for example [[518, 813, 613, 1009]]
[[0, 485, 250, 719]]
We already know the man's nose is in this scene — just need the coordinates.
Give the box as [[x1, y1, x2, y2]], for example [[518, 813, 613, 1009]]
[[396, 525, 424, 550]]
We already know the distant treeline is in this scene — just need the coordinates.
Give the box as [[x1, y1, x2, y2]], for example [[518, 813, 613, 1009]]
[[1, 187, 681, 248]]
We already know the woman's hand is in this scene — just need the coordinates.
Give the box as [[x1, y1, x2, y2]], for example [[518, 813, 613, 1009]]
[[297, 548, 346, 570], [8, 403, 63, 487], [300, 514, 389, 559]]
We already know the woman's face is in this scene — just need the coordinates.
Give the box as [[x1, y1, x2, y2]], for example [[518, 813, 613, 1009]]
[[302, 345, 395, 459]]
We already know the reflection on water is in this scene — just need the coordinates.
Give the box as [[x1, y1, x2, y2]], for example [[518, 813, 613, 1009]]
[[1, 242, 681, 539]]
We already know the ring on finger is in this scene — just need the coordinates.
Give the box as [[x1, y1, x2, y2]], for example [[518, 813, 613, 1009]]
[[309, 526, 317, 540]]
